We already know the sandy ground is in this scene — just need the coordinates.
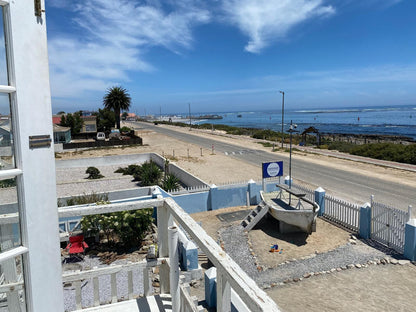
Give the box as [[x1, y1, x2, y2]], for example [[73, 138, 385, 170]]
[[249, 217, 350, 267], [267, 264, 416, 312]]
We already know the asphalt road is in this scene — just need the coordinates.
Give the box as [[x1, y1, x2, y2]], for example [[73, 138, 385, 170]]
[[134, 122, 415, 209]]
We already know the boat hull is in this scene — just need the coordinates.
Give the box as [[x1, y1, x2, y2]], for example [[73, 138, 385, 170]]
[[260, 191, 318, 234]]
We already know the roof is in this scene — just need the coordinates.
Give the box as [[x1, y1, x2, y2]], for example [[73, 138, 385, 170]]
[[53, 124, 70, 132], [52, 115, 63, 124]]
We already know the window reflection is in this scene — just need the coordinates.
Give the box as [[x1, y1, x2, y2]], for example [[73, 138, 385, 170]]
[[0, 254, 26, 311], [0, 177, 20, 252], [0, 6, 8, 85], [0, 93, 14, 169]]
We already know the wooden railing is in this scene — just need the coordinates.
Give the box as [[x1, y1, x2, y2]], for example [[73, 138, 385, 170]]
[[62, 259, 162, 310]]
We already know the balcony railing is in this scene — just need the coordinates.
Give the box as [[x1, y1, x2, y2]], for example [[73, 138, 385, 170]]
[[1, 195, 280, 311]]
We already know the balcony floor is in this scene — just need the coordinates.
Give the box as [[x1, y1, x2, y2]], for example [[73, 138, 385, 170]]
[[76, 295, 172, 312]]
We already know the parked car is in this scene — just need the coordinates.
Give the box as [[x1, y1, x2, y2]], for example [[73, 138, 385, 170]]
[[96, 132, 105, 141]]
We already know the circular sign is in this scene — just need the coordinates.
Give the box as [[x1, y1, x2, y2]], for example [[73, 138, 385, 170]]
[[267, 162, 281, 177]]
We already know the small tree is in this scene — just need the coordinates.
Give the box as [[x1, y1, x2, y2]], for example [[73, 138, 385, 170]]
[[86, 167, 104, 179], [95, 108, 116, 133], [60, 111, 84, 134]]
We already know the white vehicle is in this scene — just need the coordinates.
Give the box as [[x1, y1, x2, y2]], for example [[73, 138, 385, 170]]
[[96, 132, 105, 141]]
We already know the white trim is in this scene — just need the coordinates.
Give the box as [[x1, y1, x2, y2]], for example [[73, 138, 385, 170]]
[[0, 85, 15, 93], [0, 1, 9, 7], [0, 168, 22, 179], [0, 246, 28, 263]]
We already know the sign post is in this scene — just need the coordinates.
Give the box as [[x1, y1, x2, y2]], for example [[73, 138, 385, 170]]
[[262, 161, 283, 191]]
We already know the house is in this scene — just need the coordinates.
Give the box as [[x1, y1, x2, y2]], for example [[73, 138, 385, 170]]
[[53, 124, 71, 143], [80, 115, 97, 133]]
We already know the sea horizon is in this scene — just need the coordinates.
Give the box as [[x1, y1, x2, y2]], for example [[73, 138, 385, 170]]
[[165, 104, 416, 140]]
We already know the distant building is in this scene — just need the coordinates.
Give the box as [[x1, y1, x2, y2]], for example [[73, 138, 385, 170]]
[[53, 124, 71, 143], [81, 115, 97, 133], [52, 115, 63, 125], [122, 112, 137, 121]]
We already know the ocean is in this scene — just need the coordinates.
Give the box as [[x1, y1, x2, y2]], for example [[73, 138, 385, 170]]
[[190, 105, 416, 140]]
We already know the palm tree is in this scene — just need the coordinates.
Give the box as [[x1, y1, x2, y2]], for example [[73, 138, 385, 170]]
[[103, 86, 131, 129]]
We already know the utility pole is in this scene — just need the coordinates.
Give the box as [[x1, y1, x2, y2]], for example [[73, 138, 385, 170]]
[[279, 91, 285, 148]]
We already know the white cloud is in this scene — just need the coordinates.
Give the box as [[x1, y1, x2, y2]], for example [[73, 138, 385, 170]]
[[221, 0, 335, 53], [48, 0, 210, 98]]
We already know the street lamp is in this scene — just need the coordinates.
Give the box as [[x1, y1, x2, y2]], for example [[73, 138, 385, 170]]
[[288, 120, 298, 205], [279, 91, 285, 148]]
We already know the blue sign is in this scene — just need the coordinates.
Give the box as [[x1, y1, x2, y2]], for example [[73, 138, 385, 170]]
[[262, 161, 283, 178]]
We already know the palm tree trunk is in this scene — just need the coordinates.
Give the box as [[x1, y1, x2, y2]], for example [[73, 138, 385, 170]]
[[115, 108, 121, 129]]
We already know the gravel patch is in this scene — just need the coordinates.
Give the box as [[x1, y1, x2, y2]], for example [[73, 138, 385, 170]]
[[219, 224, 389, 288]]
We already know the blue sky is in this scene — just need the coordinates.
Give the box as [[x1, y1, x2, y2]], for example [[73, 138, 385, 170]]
[[46, 0, 416, 115]]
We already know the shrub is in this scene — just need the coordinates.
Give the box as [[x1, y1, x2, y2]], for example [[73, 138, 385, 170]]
[[0, 178, 16, 188], [63, 193, 109, 207], [138, 161, 162, 186], [120, 126, 131, 133], [86, 166, 104, 179], [80, 209, 153, 248], [161, 173, 180, 191]]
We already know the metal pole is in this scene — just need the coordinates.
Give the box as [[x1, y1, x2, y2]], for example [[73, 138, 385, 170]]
[[289, 121, 292, 205], [280, 91, 285, 148]]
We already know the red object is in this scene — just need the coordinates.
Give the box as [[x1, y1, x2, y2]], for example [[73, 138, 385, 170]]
[[66, 235, 88, 255]]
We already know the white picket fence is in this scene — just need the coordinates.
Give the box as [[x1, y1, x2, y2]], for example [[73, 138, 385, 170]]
[[290, 184, 315, 202], [371, 200, 410, 254], [324, 195, 361, 232]]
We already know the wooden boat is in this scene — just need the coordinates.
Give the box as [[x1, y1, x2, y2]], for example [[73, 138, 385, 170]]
[[260, 185, 320, 234]]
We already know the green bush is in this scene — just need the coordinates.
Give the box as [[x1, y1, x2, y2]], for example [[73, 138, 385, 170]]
[[80, 209, 153, 248], [120, 126, 131, 133], [62, 192, 109, 207], [137, 161, 162, 186], [86, 166, 104, 179], [0, 178, 16, 188], [161, 173, 180, 191]]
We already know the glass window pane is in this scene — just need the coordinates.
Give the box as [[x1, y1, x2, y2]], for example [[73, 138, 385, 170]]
[[0, 254, 26, 311], [0, 6, 8, 85], [0, 93, 14, 170], [0, 177, 20, 252]]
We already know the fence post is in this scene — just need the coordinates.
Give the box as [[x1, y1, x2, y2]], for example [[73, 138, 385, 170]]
[[204, 267, 217, 308], [404, 218, 416, 261], [209, 184, 218, 211], [314, 187, 325, 217], [359, 202, 372, 239], [248, 179, 257, 205], [169, 226, 180, 312]]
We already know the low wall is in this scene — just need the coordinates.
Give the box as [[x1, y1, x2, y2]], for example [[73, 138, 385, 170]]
[[172, 192, 210, 214], [62, 137, 142, 150]]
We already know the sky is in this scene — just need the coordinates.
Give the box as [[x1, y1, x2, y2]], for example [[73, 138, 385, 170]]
[[45, 0, 416, 115]]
